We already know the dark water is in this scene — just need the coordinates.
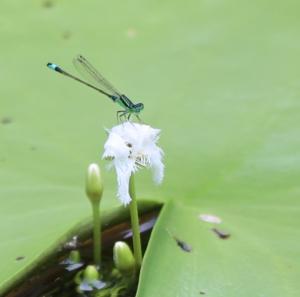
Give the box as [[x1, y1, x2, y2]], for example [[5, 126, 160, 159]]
[[5, 210, 159, 297]]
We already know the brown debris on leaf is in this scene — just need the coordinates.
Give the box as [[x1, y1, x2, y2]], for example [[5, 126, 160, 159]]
[[212, 228, 230, 239]]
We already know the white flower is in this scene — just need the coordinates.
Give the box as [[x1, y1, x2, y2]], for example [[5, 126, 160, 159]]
[[102, 122, 164, 205]]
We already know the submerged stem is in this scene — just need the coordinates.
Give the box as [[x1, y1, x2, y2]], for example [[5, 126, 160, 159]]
[[129, 174, 143, 268], [92, 203, 101, 268]]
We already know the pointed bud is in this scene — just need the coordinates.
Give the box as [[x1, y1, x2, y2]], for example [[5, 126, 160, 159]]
[[86, 163, 103, 204], [83, 265, 99, 283], [113, 241, 136, 275]]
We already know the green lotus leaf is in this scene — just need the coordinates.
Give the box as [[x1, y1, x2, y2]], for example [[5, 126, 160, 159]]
[[1, 0, 299, 296]]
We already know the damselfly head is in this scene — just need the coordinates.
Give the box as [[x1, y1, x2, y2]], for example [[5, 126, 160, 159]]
[[134, 103, 144, 112]]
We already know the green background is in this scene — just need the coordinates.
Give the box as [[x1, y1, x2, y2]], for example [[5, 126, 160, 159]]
[[1, 0, 299, 295]]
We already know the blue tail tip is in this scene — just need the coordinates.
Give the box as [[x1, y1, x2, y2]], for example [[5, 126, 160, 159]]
[[47, 62, 57, 70], [47, 62, 63, 73]]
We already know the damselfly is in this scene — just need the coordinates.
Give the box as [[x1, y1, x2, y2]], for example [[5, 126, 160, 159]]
[[47, 55, 144, 121]]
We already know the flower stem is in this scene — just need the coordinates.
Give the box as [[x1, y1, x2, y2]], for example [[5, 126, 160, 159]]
[[92, 203, 101, 268], [129, 174, 142, 268]]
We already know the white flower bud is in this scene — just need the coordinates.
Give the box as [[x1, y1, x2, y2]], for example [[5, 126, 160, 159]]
[[86, 163, 103, 204]]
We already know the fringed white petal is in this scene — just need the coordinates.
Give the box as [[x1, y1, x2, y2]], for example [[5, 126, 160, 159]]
[[103, 131, 128, 160], [114, 159, 136, 206], [150, 146, 164, 184]]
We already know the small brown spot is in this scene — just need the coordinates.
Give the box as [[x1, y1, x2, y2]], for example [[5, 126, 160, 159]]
[[15, 256, 25, 261], [62, 31, 71, 40], [199, 291, 206, 295], [212, 228, 230, 239], [42, 0, 54, 8], [167, 229, 192, 252], [1, 117, 12, 125], [176, 239, 192, 252], [126, 142, 132, 148]]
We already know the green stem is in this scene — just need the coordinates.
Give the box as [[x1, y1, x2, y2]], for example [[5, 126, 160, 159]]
[[92, 202, 101, 268], [129, 174, 143, 268]]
